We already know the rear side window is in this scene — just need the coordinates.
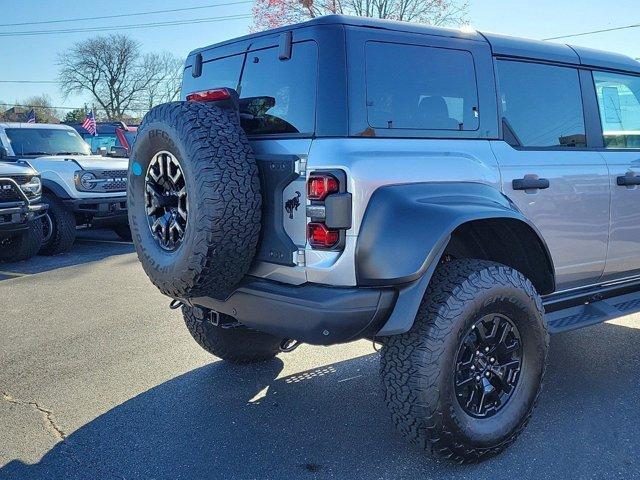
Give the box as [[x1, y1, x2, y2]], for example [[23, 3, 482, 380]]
[[497, 61, 586, 148], [593, 71, 640, 149], [239, 41, 318, 136], [365, 42, 479, 131]]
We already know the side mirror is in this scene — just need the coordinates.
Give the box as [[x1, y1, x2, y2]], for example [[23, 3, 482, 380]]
[[98, 146, 108, 157], [0, 146, 6, 159]]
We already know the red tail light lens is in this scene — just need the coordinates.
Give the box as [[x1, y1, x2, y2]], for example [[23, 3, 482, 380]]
[[307, 174, 339, 201], [307, 222, 340, 249], [186, 88, 231, 102]]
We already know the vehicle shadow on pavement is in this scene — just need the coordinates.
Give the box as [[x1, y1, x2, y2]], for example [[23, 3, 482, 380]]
[[0, 229, 134, 277], [2, 322, 640, 480]]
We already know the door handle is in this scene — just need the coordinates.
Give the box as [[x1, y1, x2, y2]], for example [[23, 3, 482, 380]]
[[616, 174, 640, 186], [512, 177, 550, 191]]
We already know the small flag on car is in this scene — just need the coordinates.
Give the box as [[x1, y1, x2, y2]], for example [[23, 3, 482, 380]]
[[82, 110, 97, 136], [26, 109, 36, 123]]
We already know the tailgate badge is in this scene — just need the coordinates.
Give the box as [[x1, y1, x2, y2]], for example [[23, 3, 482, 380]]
[[285, 191, 301, 219]]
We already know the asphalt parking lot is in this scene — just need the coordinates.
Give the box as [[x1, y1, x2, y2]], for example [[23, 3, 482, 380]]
[[1, 230, 640, 480]]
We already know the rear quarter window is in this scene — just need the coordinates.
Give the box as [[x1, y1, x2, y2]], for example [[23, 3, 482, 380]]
[[365, 42, 480, 131]]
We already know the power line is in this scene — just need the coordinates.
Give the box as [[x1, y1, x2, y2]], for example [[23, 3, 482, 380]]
[[0, 80, 59, 84], [0, 13, 252, 37], [0, 0, 253, 27], [542, 22, 640, 41]]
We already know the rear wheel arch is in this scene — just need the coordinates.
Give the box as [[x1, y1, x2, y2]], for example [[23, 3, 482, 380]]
[[355, 183, 555, 293], [444, 217, 555, 295]]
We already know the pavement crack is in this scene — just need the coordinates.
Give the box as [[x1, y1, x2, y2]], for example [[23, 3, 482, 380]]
[[2, 391, 67, 440]]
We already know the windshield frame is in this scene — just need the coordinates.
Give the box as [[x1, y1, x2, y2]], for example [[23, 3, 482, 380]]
[[4, 127, 92, 157]]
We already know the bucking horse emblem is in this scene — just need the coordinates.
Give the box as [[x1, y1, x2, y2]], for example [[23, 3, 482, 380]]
[[285, 191, 301, 219]]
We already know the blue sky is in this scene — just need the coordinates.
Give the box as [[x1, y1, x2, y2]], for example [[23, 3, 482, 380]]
[[1, 0, 638, 111]]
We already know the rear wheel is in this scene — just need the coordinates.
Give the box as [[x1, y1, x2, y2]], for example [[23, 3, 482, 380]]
[[0, 220, 44, 262], [183, 306, 282, 364], [380, 259, 548, 463], [39, 194, 76, 255]]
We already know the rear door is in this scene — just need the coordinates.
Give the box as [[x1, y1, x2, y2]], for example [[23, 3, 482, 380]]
[[591, 70, 640, 281], [181, 36, 319, 283], [237, 40, 319, 262], [491, 59, 610, 290]]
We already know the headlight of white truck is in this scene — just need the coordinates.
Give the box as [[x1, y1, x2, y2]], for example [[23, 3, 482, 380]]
[[20, 176, 42, 197], [74, 171, 98, 191]]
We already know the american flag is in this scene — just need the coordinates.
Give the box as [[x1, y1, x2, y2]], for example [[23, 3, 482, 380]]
[[26, 109, 36, 124], [82, 110, 97, 136]]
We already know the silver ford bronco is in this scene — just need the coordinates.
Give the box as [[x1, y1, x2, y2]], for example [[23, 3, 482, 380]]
[[128, 16, 640, 462]]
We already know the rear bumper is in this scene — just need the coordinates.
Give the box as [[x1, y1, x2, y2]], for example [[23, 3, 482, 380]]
[[63, 196, 128, 223], [0, 202, 47, 233], [190, 278, 397, 345]]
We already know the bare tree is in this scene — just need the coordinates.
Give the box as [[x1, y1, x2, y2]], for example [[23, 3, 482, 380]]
[[58, 34, 183, 120], [136, 52, 184, 111], [252, 0, 468, 31], [1, 95, 59, 123]]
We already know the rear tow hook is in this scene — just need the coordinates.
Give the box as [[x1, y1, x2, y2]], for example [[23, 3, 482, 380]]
[[280, 339, 301, 353]]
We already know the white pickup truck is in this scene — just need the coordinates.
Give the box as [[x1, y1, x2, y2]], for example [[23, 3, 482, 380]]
[[0, 123, 130, 254]]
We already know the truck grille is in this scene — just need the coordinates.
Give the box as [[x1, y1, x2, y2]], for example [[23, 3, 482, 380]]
[[92, 169, 127, 193], [0, 178, 26, 203]]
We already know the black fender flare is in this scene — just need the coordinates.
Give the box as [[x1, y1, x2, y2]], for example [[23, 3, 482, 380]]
[[354, 182, 555, 336], [42, 179, 72, 199]]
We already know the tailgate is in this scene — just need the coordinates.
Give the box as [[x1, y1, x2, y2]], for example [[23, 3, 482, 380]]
[[254, 154, 307, 267]]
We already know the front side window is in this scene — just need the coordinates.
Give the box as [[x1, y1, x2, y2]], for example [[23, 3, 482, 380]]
[[497, 61, 586, 148], [5, 128, 91, 156], [238, 41, 318, 136], [365, 42, 479, 131], [593, 71, 640, 149]]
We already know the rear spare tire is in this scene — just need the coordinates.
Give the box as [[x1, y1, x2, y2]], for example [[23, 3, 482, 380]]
[[128, 101, 261, 299]]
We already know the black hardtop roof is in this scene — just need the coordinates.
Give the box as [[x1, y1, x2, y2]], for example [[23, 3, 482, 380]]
[[190, 15, 640, 75]]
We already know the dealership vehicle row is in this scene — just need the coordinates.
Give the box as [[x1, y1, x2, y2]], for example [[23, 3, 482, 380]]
[[0, 122, 131, 261]]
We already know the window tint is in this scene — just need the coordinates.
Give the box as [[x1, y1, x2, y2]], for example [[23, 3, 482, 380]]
[[497, 61, 586, 148], [593, 71, 640, 149], [365, 42, 479, 131], [239, 41, 318, 135]]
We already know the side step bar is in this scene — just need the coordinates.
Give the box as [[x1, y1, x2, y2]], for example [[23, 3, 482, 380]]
[[544, 289, 640, 334]]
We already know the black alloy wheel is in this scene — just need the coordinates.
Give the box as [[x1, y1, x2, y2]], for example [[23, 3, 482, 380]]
[[454, 313, 523, 418], [144, 150, 188, 251]]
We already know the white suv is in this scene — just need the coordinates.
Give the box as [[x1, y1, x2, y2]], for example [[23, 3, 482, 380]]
[[0, 123, 130, 254]]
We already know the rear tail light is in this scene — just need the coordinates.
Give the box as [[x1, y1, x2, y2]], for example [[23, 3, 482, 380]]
[[307, 222, 340, 249], [186, 88, 231, 102], [307, 174, 339, 201], [306, 171, 349, 250]]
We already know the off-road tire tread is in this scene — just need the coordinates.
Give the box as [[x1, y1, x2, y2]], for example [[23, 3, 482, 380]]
[[129, 102, 261, 298], [380, 259, 549, 463], [40, 194, 76, 255], [183, 306, 281, 364], [0, 219, 43, 262]]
